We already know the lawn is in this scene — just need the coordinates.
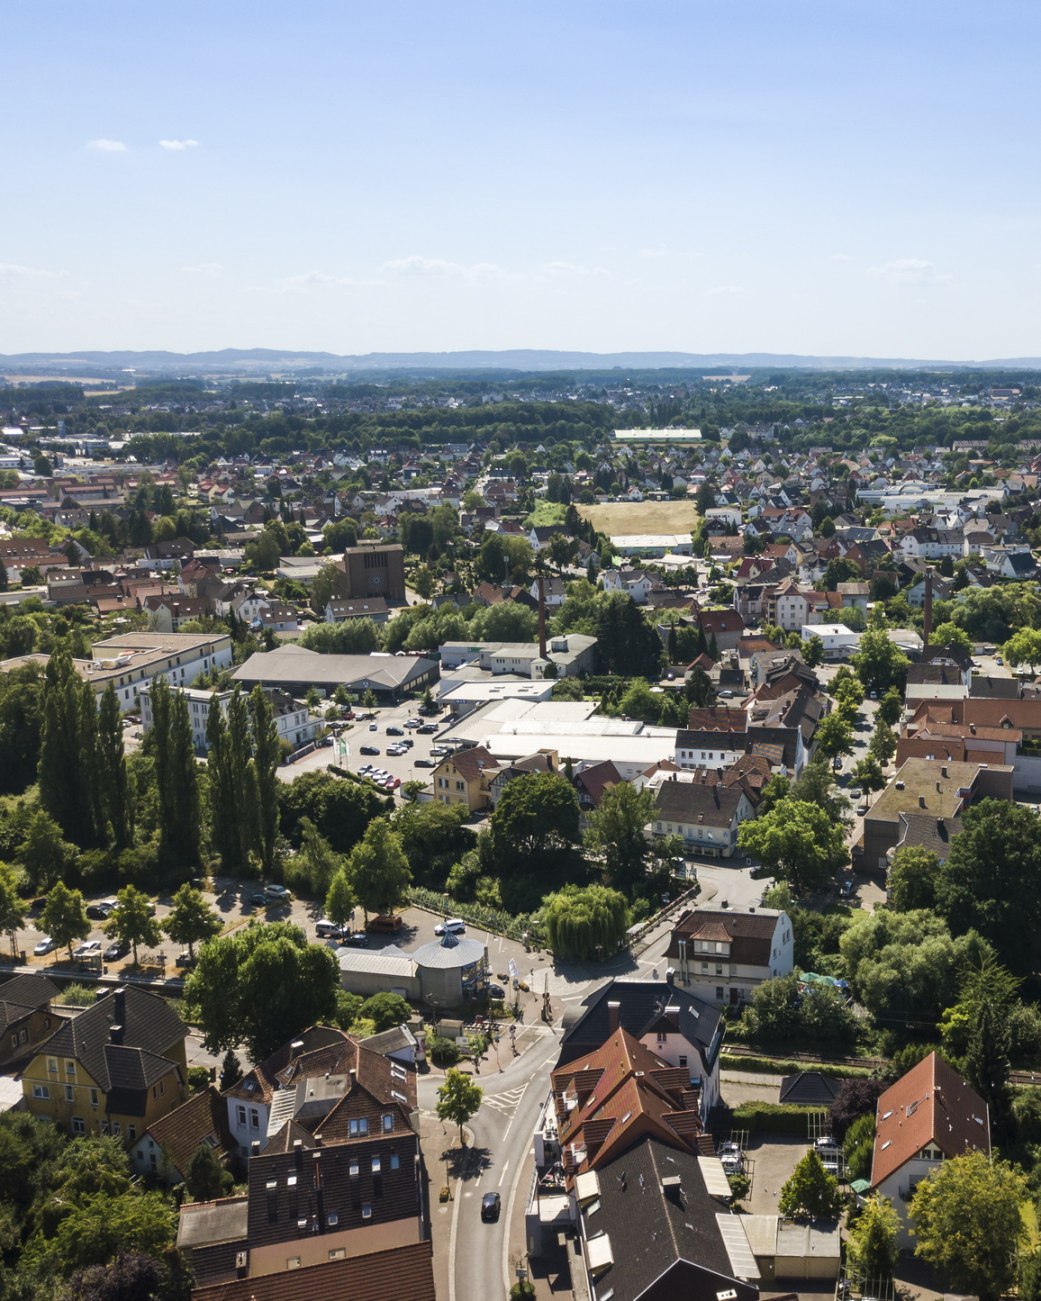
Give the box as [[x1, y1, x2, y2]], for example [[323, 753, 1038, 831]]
[[524, 500, 568, 528], [575, 499, 699, 537]]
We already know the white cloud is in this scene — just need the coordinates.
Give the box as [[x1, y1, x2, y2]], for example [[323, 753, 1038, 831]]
[[379, 255, 506, 280], [829, 252, 852, 263], [159, 138, 200, 151], [86, 138, 127, 152], [540, 260, 609, 279], [866, 258, 952, 287], [180, 262, 223, 278], [706, 284, 746, 296], [262, 270, 384, 294], [0, 262, 68, 281]]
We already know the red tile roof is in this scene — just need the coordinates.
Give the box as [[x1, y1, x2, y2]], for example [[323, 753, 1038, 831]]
[[871, 1052, 990, 1187]]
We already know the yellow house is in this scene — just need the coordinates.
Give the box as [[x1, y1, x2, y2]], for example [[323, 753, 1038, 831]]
[[430, 744, 498, 812], [22, 985, 188, 1146]]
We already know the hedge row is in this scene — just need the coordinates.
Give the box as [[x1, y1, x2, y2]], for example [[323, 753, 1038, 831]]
[[406, 886, 547, 950], [729, 1102, 824, 1135], [721, 1053, 873, 1080]]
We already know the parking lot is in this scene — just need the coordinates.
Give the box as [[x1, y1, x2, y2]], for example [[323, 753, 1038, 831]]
[[278, 698, 455, 800]]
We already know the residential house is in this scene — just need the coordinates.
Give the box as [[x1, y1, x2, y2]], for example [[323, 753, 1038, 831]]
[[22, 986, 188, 1144], [652, 777, 753, 859], [666, 908, 794, 1008], [324, 596, 391, 626], [431, 744, 498, 811], [871, 1052, 990, 1248], [131, 1084, 234, 1185], [0, 974, 61, 1067]]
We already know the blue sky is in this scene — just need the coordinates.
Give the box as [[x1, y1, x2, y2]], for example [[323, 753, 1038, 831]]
[[3, 0, 1039, 358]]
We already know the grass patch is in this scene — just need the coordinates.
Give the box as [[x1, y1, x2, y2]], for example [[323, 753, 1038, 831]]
[[524, 501, 568, 528]]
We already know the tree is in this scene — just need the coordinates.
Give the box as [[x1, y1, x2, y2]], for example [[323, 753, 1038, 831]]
[[436, 1068, 483, 1146], [909, 1151, 1027, 1301], [931, 620, 973, 654], [0, 861, 25, 957], [777, 1149, 841, 1219], [185, 1142, 230, 1203], [1003, 626, 1041, 672], [877, 686, 903, 726], [885, 845, 939, 912], [38, 649, 102, 847], [359, 992, 412, 1032], [840, 908, 989, 1026], [206, 691, 258, 876], [933, 798, 1041, 976], [324, 866, 356, 928], [950, 954, 1020, 1135], [828, 1077, 884, 1140], [348, 817, 411, 920], [850, 755, 886, 792], [853, 627, 909, 693], [163, 883, 221, 960], [150, 677, 201, 871], [97, 685, 132, 850], [802, 634, 824, 668], [585, 782, 654, 899], [393, 800, 475, 889], [543, 885, 629, 960], [289, 816, 342, 897], [813, 711, 853, 759], [595, 592, 663, 677], [104, 886, 161, 965], [737, 798, 847, 893], [249, 686, 280, 874], [491, 771, 580, 877], [185, 922, 340, 1062], [42, 882, 90, 960], [868, 718, 896, 766], [17, 807, 77, 893], [846, 1194, 899, 1286], [218, 1050, 242, 1092]]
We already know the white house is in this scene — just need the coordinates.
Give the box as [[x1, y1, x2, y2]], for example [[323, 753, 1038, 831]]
[[666, 907, 794, 1008]]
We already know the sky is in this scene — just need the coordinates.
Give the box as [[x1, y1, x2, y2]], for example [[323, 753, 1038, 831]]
[[3, 0, 1041, 360]]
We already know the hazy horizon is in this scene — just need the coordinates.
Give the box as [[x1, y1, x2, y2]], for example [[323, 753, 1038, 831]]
[[5, 1, 1040, 360]]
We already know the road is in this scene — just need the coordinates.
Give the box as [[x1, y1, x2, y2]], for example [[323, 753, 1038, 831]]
[[421, 1026, 563, 1301]]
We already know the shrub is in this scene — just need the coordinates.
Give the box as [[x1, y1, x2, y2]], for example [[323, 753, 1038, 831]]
[[429, 1035, 461, 1067], [187, 1065, 211, 1093], [57, 983, 97, 1007], [729, 1102, 822, 1135]]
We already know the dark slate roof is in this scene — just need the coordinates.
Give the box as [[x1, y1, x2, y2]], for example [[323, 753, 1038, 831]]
[[558, 979, 721, 1068], [666, 909, 782, 968], [37, 985, 186, 1092], [245, 1131, 421, 1249], [778, 1071, 845, 1106], [895, 811, 963, 862], [655, 780, 745, 829], [587, 1138, 758, 1301], [0, 973, 58, 1033]]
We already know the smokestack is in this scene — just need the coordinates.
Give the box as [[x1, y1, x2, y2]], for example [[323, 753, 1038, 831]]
[[922, 567, 933, 655], [113, 987, 126, 1025], [607, 1000, 621, 1033], [538, 569, 547, 660], [109, 1024, 124, 1045]]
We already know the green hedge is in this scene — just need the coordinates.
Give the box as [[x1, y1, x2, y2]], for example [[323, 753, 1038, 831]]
[[722, 1053, 873, 1079], [730, 1102, 823, 1135], [406, 886, 547, 949]]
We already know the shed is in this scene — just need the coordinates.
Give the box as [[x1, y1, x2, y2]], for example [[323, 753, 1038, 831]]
[[741, 1214, 841, 1283]]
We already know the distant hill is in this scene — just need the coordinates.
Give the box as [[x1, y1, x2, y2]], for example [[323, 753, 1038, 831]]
[[3, 347, 1041, 376]]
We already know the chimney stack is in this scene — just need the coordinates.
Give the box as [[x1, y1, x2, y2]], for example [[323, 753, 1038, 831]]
[[922, 566, 933, 654], [109, 1023, 123, 1046], [290, 1040, 304, 1058], [665, 967, 675, 986], [607, 1000, 621, 1034], [113, 986, 126, 1025]]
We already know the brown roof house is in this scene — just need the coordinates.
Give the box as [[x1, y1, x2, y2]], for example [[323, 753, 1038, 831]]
[[0, 973, 61, 1067], [430, 744, 498, 812], [131, 1084, 235, 1186], [870, 1051, 990, 1247], [666, 907, 794, 1009], [652, 775, 755, 860]]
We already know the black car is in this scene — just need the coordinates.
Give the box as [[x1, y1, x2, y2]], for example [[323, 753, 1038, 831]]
[[360, 745, 380, 756], [340, 932, 369, 947], [103, 939, 129, 961], [417, 723, 438, 734], [386, 726, 404, 736], [86, 903, 110, 920], [248, 891, 267, 907], [414, 757, 435, 768], [486, 984, 506, 1000], [481, 1192, 501, 1222]]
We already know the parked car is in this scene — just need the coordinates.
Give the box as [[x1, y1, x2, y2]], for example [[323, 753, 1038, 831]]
[[414, 757, 435, 768], [367, 914, 403, 933], [248, 891, 267, 907], [486, 984, 505, 1000], [481, 1192, 501, 1223], [386, 726, 404, 736], [369, 722, 378, 732], [405, 718, 423, 728], [73, 940, 102, 959], [360, 745, 380, 756], [86, 903, 110, 920], [340, 931, 368, 947], [315, 918, 344, 938], [264, 884, 291, 902], [417, 723, 438, 734], [33, 936, 56, 956], [434, 918, 466, 936], [103, 939, 130, 961]]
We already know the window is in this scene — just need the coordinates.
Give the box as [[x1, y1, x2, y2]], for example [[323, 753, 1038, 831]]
[[32, 1084, 49, 1100], [64, 1085, 74, 1103], [361, 1203, 372, 1220], [349, 1159, 359, 1177], [371, 1156, 381, 1173], [328, 1248, 346, 1261], [373, 1174, 383, 1199], [716, 987, 724, 1000], [65, 1059, 75, 1077], [111, 1121, 120, 1136], [390, 1153, 400, 1171], [47, 1056, 58, 1075], [249, 1108, 259, 1129], [71, 1117, 86, 1135], [236, 1104, 247, 1126], [286, 1257, 302, 1270], [349, 1118, 369, 1137], [382, 1113, 394, 1132], [678, 1056, 688, 1068], [128, 1126, 136, 1142], [89, 1088, 99, 1107]]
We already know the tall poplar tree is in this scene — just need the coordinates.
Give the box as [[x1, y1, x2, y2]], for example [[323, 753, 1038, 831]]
[[37, 648, 102, 847], [97, 684, 133, 849], [153, 676, 201, 870], [249, 686, 280, 873], [207, 690, 258, 875]]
